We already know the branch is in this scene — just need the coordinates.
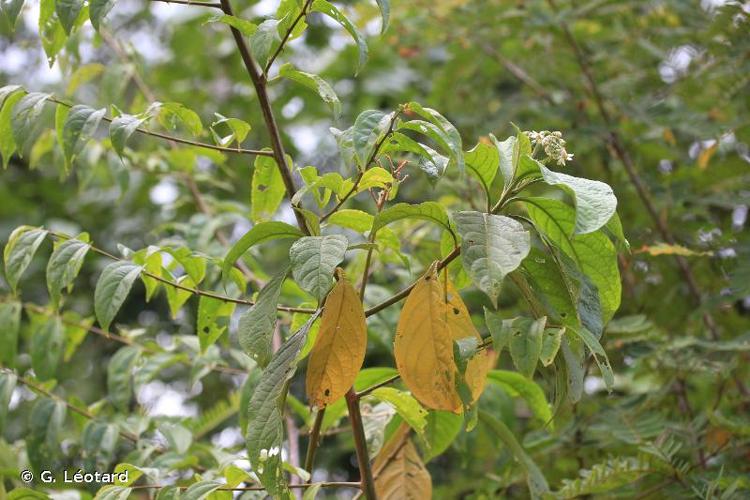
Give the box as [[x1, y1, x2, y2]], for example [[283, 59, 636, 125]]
[[264, 0, 314, 74], [219, 0, 310, 234], [48, 231, 316, 314], [303, 408, 326, 474], [129, 482, 361, 491], [345, 388, 377, 499]]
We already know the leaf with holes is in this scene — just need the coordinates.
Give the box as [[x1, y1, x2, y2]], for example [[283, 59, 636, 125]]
[[197, 295, 236, 352], [251, 151, 288, 222]]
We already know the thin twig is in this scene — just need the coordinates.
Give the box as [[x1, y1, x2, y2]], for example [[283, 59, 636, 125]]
[[345, 388, 377, 499], [264, 0, 315, 74], [129, 481, 362, 491], [304, 408, 326, 475], [47, 231, 315, 314], [149, 0, 222, 7], [47, 97, 272, 157]]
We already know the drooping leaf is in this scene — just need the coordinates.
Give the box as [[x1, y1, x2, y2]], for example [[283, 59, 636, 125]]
[[0, 371, 17, 433], [375, 0, 389, 32], [568, 324, 615, 390], [540, 327, 565, 366], [94, 261, 142, 331], [0, 300, 21, 367], [238, 268, 287, 367], [306, 271, 367, 407], [3, 226, 48, 293], [404, 102, 463, 172], [107, 346, 141, 412], [507, 316, 546, 379], [183, 480, 225, 500], [222, 221, 303, 283], [394, 264, 460, 412], [81, 421, 119, 471], [373, 424, 432, 499], [89, 0, 115, 30], [55, 0, 83, 34], [0, 89, 24, 168], [46, 236, 90, 306], [0, 0, 25, 32], [372, 202, 453, 235], [30, 316, 64, 381], [311, 0, 368, 73], [246, 313, 319, 497], [479, 411, 550, 499], [487, 370, 552, 428], [370, 387, 428, 438], [350, 109, 392, 169], [251, 151, 288, 222], [327, 209, 373, 233], [453, 211, 530, 306], [420, 410, 463, 462], [279, 63, 341, 118], [289, 235, 348, 302], [11, 92, 51, 154], [38, 0, 66, 64], [109, 114, 145, 157], [197, 295, 236, 352], [206, 13, 257, 36], [524, 197, 621, 322], [27, 398, 66, 475]]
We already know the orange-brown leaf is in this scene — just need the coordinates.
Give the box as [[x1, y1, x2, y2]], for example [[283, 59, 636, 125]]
[[373, 424, 433, 499], [306, 272, 367, 408], [394, 264, 461, 412]]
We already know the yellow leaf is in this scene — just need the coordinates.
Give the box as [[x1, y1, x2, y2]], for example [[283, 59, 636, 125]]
[[373, 424, 433, 499], [636, 243, 713, 257], [697, 143, 717, 170], [306, 270, 367, 408], [395, 264, 461, 412], [445, 281, 493, 402]]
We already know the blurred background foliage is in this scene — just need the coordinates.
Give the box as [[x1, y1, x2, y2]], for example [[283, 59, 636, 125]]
[[1, 0, 749, 498]]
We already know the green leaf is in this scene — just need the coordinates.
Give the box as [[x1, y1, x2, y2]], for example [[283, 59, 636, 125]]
[[351, 109, 392, 169], [55, 0, 83, 34], [110, 114, 145, 157], [479, 411, 550, 499], [197, 296, 236, 352], [11, 92, 51, 154], [311, 0, 368, 73], [540, 327, 565, 367], [560, 334, 585, 403], [107, 346, 140, 412], [31, 316, 64, 381], [89, 0, 115, 30], [0, 371, 17, 433], [165, 275, 194, 319], [0, 89, 24, 169], [507, 316, 546, 378], [251, 151, 288, 222], [222, 221, 303, 283], [0, 300, 21, 367], [62, 310, 91, 361], [238, 268, 287, 367], [3, 225, 48, 293], [246, 313, 319, 497], [453, 211, 530, 307], [382, 131, 448, 180], [279, 63, 341, 118], [568, 325, 614, 390], [465, 140, 499, 196], [0, 0, 25, 32], [320, 367, 398, 431], [206, 13, 257, 36], [521, 247, 578, 324], [487, 370, 552, 428], [375, 0, 389, 32], [524, 197, 621, 322], [404, 102, 463, 172], [81, 421, 119, 471], [183, 480, 224, 500], [370, 387, 428, 439], [27, 398, 66, 475], [46, 236, 90, 306], [327, 209, 373, 233], [38, 0, 66, 64], [210, 113, 251, 147], [420, 410, 462, 462], [155, 102, 203, 136], [372, 202, 452, 235], [289, 235, 348, 302], [484, 307, 510, 355], [94, 261, 142, 331], [250, 19, 280, 68], [491, 133, 517, 186], [526, 157, 617, 234]]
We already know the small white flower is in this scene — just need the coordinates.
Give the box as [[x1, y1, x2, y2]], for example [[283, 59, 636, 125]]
[[259, 449, 269, 461], [268, 446, 280, 457]]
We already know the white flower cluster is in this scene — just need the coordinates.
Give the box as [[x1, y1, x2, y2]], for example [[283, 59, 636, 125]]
[[256, 446, 281, 474], [527, 130, 575, 166]]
